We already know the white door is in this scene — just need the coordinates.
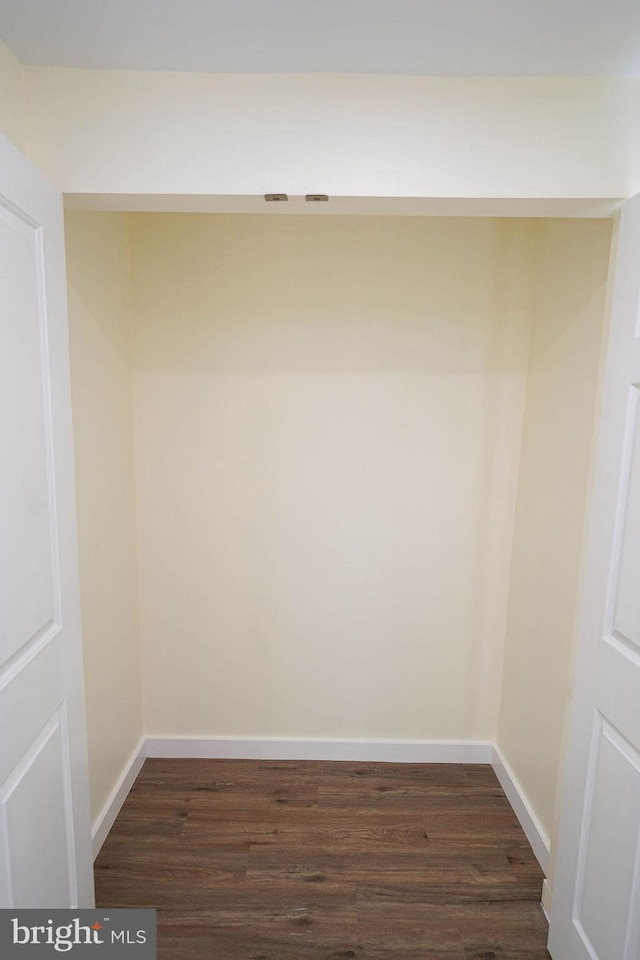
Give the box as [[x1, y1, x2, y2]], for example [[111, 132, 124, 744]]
[[0, 134, 94, 907], [549, 192, 640, 958]]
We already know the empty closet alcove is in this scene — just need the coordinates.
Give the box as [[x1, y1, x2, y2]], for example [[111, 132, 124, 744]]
[[64, 209, 613, 879]]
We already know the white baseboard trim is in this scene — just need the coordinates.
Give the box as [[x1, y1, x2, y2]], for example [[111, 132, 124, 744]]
[[91, 737, 551, 875], [491, 745, 550, 874], [145, 736, 494, 764], [92, 737, 146, 859], [541, 879, 552, 921]]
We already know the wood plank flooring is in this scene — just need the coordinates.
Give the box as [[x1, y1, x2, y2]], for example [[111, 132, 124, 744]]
[[94, 759, 551, 959]]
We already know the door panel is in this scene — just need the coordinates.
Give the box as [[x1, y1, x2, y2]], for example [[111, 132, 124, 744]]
[[609, 383, 640, 652], [573, 715, 640, 960], [1, 709, 74, 908], [0, 134, 93, 907], [550, 193, 640, 958], [0, 198, 57, 666]]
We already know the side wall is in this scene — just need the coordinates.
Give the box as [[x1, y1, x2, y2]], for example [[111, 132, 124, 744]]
[[496, 219, 613, 873], [65, 212, 143, 827], [131, 213, 533, 743], [0, 38, 26, 153]]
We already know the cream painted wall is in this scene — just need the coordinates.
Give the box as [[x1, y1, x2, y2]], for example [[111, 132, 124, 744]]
[[24, 70, 640, 199], [0, 38, 26, 153], [496, 219, 613, 861], [65, 212, 143, 824], [62, 208, 611, 865], [131, 214, 533, 741]]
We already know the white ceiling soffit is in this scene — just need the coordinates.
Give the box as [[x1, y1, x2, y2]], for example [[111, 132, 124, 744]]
[[1, 0, 640, 77]]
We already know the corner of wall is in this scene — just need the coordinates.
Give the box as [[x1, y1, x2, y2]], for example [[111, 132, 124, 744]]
[[489, 219, 538, 745], [494, 220, 539, 745], [125, 210, 147, 746]]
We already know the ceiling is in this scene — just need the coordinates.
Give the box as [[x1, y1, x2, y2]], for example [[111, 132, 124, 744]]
[[1, 0, 640, 77]]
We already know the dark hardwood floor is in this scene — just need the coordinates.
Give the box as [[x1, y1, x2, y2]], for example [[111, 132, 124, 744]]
[[94, 759, 551, 959]]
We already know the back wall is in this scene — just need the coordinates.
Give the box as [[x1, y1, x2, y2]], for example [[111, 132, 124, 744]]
[[131, 214, 533, 741]]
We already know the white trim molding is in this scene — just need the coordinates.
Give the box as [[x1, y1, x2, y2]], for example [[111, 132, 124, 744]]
[[541, 878, 553, 921], [491, 745, 551, 874], [92, 737, 146, 859], [144, 736, 493, 764], [92, 736, 552, 886]]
